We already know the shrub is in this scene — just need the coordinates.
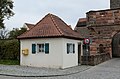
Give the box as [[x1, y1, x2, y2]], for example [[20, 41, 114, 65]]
[[0, 39, 19, 60]]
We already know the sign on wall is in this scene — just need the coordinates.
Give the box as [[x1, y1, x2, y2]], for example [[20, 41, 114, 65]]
[[84, 38, 90, 44]]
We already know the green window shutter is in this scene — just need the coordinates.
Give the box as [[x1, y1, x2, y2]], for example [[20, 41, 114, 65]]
[[32, 44, 36, 54], [67, 43, 69, 54], [45, 43, 49, 54], [73, 44, 75, 53]]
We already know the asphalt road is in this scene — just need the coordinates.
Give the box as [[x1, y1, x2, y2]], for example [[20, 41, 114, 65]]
[[0, 58, 120, 79]]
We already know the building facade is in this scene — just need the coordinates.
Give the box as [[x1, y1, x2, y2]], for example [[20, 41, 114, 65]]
[[87, 9, 120, 57], [20, 38, 82, 69]]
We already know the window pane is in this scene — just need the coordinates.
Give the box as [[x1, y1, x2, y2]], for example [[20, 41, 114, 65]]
[[42, 44, 44, 52], [37, 44, 44, 53], [42, 44, 44, 48], [38, 44, 41, 52], [67, 43, 75, 54], [69, 44, 73, 53]]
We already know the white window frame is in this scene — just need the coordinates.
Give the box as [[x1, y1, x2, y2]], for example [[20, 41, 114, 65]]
[[67, 43, 75, 54]]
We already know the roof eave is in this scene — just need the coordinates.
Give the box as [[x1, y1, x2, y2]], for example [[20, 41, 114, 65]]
[[17, 35, 84, 40]]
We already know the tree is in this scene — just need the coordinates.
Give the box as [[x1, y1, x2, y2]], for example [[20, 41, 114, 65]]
[[9, 28, 27, 39], [0, 28, 9, 39], [0, 0, 14, 28]]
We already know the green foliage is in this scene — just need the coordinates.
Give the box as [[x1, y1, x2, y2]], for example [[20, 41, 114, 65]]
[[0, 27, 27, 61], [0, 28, 9, 39], [9, 28, 27, 39], [0, 0, 14, 28], [0, 39, 19, 60], [0, 59, 19, 65]]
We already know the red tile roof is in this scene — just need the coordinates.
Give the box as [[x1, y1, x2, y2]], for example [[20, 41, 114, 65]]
[[25, 23, 34, 30], [17, 13, 83, 40], [78, 18, 87, 23]]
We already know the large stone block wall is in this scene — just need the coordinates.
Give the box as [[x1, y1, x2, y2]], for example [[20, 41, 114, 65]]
[[86, 9, 120, 57], [81, 53, 111, 66], [88, 25, 120, 57], [90, 38, 112, 57], [87, 9, 120, 26]]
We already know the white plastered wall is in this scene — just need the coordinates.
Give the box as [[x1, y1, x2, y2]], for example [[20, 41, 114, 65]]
[[20, 38, 63, 68], [62, 38, 82, 69], [20, 38, 83, 69]]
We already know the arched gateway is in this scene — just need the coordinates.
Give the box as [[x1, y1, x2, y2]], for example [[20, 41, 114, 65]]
[[112, 32, 120, 57]]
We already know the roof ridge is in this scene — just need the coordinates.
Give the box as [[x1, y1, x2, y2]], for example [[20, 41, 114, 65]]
[[50, 14, 64, 35], [51, 14, 73, 31]]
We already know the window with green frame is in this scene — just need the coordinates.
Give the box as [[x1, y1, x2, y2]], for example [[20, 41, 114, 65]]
[[32, 43, 49, 54], [67, 43, 75, 54]]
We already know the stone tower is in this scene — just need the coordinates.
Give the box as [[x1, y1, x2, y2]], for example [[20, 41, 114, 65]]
[[110, 0, 120, 9]]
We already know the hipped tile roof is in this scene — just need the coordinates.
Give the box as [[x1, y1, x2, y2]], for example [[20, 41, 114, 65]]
[[25, 23, 35, 30], [17, 13, 83, 40]]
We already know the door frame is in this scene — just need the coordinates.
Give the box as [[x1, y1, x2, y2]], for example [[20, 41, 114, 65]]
[[78, 43, 81, 64], [112, 32, 120, 57]]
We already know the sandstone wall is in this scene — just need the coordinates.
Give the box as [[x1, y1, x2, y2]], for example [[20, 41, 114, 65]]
[[87, 9, 120, 26]]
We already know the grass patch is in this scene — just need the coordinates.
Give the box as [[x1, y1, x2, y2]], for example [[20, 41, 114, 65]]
[[0, 60, 19, 65]]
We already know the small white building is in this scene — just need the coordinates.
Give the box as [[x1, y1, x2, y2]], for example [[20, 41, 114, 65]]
[[17, 13, 83, 69]]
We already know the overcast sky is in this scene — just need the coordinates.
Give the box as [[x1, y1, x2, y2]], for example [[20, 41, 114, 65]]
[[5, 0, 109, 30]]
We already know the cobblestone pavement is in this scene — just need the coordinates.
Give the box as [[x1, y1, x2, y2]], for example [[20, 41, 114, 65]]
[[0, 58, 120, 79], [0, 65, 91, 77]]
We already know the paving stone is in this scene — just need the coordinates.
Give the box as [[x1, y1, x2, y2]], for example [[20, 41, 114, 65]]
[[0, 58, 120, 79], [0, 64, 91, 77]]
